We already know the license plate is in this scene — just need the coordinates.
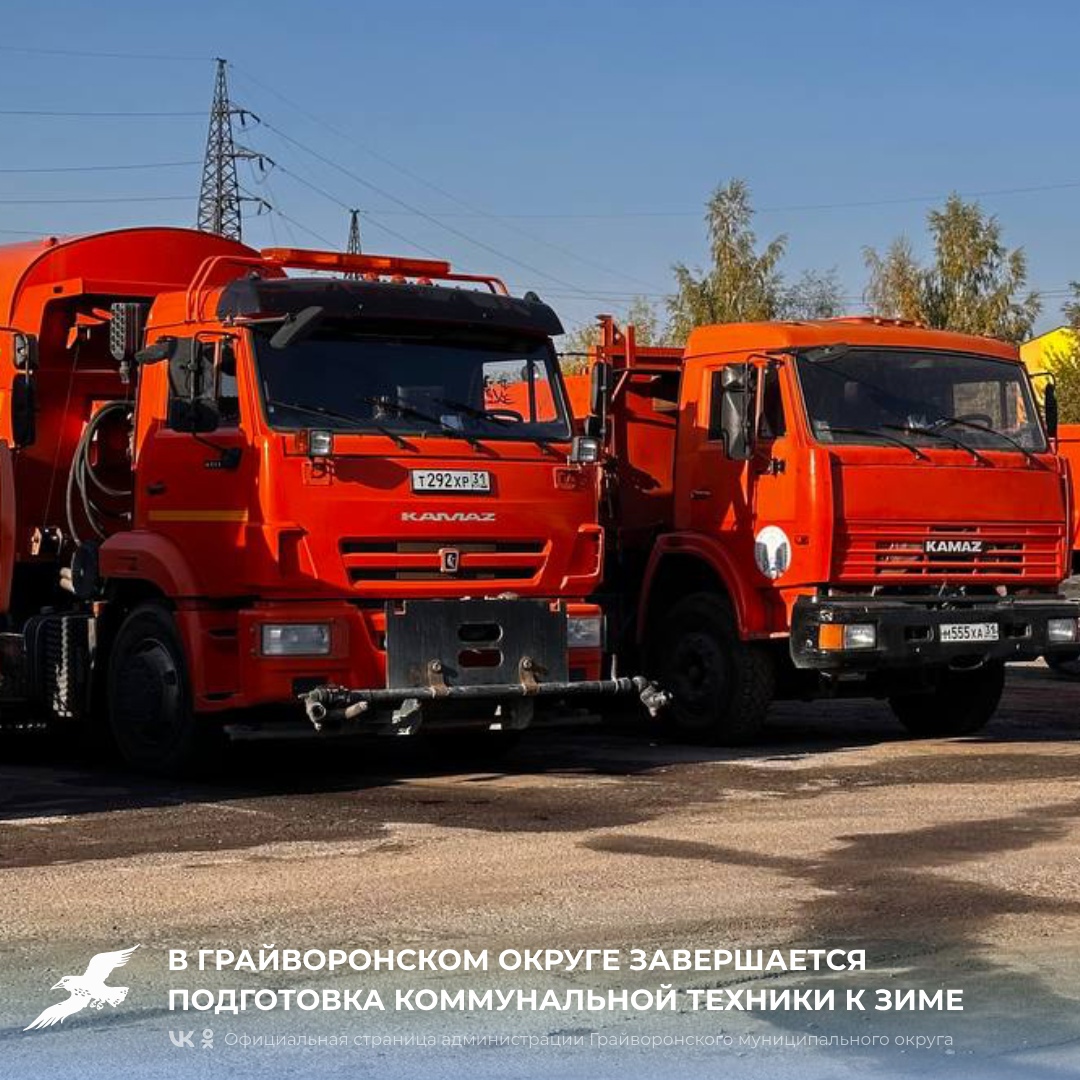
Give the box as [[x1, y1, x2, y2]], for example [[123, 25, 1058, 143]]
[[940, 622, 999, 643], [410, 469, 491, 493]]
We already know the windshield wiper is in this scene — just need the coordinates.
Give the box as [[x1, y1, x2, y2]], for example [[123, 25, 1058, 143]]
[[880, 423, 991, 466], [434, 395, 562, 457], [818, 425, 929, 461], [266, 398, 412, 449], [930, 416, 1046, 469], [357, 395, 483, 450], [434, 396, 516, 427]]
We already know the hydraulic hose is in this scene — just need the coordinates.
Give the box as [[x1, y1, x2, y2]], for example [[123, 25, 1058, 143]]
[[65, 400, 134, 545]]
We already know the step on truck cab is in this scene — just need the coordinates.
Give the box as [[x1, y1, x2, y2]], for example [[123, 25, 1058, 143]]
[[0, 228, 656, 772], [587, 315, 1079, 743]]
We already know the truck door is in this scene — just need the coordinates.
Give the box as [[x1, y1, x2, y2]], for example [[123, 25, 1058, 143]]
[[134, 336, 251, 592], [744, 359, 804, 586], [685, 358, 804, 589]]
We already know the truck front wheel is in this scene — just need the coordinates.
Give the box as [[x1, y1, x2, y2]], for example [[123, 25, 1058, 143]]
[[888, 661, 1005, 737], [651, 592, 775, 745], [107, 603, 219, 775]]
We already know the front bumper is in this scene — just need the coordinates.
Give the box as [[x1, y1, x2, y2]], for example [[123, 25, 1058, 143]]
[[297, 597, 665, 732], [790, 594, 1080, 672]]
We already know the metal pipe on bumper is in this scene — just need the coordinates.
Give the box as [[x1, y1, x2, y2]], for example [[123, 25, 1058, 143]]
[[301, 676, 668, 733]]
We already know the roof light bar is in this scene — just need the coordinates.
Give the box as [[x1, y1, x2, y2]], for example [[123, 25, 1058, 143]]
[[260, 247, 451, 278]]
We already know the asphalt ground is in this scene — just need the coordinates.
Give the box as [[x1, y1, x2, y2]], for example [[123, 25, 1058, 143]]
[[1, 661, 1079, 1079]]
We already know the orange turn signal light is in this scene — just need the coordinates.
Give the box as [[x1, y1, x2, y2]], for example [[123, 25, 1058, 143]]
[[818, 624, 845, 650]]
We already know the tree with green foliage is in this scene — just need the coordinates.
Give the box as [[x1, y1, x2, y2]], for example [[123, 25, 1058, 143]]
[[666, 180, 845, 343], [779, 268, 845, 321], [558, 296, 665, 373], [624, 295, 664, 345], [667, 179, 786, 342], [864, 194, 1040, 344]]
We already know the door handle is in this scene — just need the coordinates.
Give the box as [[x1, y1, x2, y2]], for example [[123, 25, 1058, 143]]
[[690, 488, 712, 500], [146, 481, 166, 496]]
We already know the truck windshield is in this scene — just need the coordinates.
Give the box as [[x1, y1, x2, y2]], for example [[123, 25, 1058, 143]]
[[252, 325, 572, 442], [795, 348, 1047, 453]]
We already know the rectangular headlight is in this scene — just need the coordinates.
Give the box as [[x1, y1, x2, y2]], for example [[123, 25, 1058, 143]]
[[569, 436, 601, 464], [307, 428, 334, 457], [818, 623, 876, 650], [843, 623, 877, 650], [260, 623, 332, 657], [567, 614, 604, 649], [1048, 618, 1080, 644]]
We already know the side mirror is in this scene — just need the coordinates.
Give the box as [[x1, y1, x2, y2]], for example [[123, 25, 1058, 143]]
[[1044, 380, 1059, 441], [10, 374, 34, 448], [9, 331, 36, 373], [569, 434, 601, 464], [714, 363, 753, 460], [134, 336, 177, 367], [167, 340, 221, 434]]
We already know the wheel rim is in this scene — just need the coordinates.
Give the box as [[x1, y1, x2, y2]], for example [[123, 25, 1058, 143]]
[[113, 635, 185, 754], [667, 630, 728, 727]]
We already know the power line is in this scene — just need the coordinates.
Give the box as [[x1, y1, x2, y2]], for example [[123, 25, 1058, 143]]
[[0, 160, 199, 174], [270, 208, 338, 250], [228, 64, 590, 290], [227, 66, 1080, 221], [0, 44, 209, 61], [230, 63, 665, 293], [268, 163, 447, 259], [259, 119, 586, 293], [243, 148, 469, 260], [362, 178, 1080, 221], [0, 194, 193, 205], [757, 181, 1080, 214], [0, 108, 203, 118]]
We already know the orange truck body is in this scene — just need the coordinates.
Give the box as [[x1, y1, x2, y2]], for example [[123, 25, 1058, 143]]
[[0, 227, 652, 770], [583, 316, 1079, 737]]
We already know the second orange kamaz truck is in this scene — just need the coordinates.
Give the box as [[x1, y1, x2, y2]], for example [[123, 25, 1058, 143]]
[[583, 315, 1079, 742]]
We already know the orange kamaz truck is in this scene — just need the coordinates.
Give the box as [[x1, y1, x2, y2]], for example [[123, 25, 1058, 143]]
[[0, 227, 656, 772], [584, 315, 1078, 742]]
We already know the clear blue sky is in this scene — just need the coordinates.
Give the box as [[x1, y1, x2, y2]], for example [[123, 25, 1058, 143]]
[[0, 0, 1076, 334]]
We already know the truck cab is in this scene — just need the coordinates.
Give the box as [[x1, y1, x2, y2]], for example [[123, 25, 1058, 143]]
[[591, 316, 1079, 743]]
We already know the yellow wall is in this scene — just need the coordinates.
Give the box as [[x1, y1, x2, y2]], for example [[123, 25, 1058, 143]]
[[1021, 326, 1076, 374]]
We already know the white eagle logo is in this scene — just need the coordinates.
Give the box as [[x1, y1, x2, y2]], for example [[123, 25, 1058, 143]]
[[754, 525, 792, 580], [24, 945, 140, 1031]]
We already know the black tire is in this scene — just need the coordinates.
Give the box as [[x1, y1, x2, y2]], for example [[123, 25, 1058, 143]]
[[107, 602, 222, 775], [889, 662, 1005, 737], [649, 592, 775, 745]]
